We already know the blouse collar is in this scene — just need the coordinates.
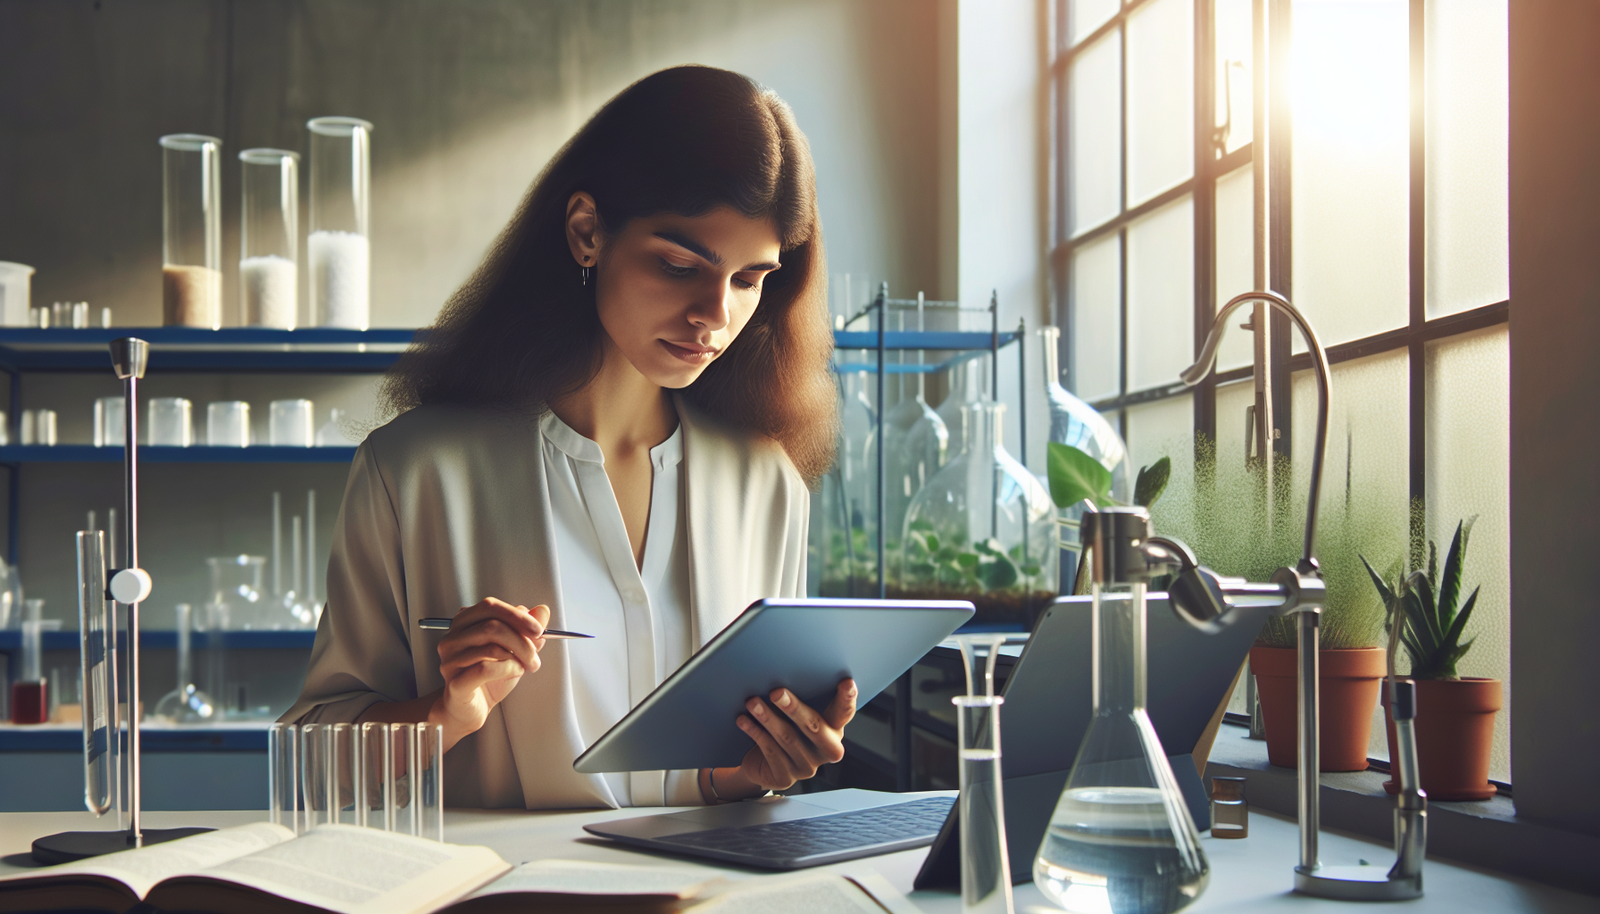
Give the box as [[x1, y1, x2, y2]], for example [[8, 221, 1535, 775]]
[[540, 410, 683, 470]]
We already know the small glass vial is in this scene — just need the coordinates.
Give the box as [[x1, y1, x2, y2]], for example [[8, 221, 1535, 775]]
[[240, 149, 300, 329], [148, 397, 194, 447], [160, 134, 223, 329], [270, 399, 315, 447], [94, 396, 126, 447], [307, 117, 372, 330], [207, 401, 251, 447], [1210, 776, 1249, 838]]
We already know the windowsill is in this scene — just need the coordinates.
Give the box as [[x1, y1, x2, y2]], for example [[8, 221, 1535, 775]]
[[1204, 722, 1600, 897]]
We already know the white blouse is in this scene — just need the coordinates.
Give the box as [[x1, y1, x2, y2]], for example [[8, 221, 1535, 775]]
[[539, 411, 692, 807], [284, 399, 810, 810]]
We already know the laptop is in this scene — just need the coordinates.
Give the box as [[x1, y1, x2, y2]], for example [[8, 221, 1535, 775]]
[[584, 593, 1261, 874]]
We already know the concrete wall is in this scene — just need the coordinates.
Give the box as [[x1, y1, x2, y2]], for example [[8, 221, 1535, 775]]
[[0, 0, 953, 626], [1508, 0, 1600, 839]]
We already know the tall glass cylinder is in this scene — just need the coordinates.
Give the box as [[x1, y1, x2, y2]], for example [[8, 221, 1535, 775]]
[[160, 134, 222, 328], [1034, 585, 1209, 914], [240, 149, 300, 329], [307, 117, 372, 330], [956, 695, 1013, 914]]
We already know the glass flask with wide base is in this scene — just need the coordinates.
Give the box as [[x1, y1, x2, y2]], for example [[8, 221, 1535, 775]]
[[900, 401, 1056, 628], [1034, 583, 1209, 914]]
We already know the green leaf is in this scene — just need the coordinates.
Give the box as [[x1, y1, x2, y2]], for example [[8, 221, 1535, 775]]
[[956, 552, 980, 570], [1133, 457, 1171, 508], [978, 553, 1019, 590], [1438, 520, 1467, 623], [1439, 585, 1481, 665], [1020, 563, 1042, 577], [935, 545, 959, 563], [1359, 554, 1399, 612], [1048, 442, 1113, 508], [924, 533, 940, 554], [976, 538, 1006, 557]]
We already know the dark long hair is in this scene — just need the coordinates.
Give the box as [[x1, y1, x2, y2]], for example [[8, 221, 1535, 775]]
[[380, 66, 837, 482]]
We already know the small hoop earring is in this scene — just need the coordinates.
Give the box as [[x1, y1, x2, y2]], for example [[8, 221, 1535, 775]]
[[581, 265, 591, 287]]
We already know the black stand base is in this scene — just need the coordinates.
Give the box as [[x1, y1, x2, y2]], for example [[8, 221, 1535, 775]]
[[32, 827, 215, 865]]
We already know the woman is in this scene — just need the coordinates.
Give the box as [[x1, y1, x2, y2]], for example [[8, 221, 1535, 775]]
[[285, 66, 850, 809]]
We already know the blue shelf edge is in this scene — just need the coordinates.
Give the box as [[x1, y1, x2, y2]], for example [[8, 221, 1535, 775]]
[[0, 724, 270, 753], [0, 445, 357, 465], [0, 630, 317, 652]]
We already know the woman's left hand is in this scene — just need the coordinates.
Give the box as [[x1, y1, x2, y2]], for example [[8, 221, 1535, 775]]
[[703, 679, 857, 801]]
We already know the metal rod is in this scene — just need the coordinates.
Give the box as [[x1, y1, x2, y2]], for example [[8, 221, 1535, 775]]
[[122, 372, 141, 846], [1297, 608, 1320, 870]]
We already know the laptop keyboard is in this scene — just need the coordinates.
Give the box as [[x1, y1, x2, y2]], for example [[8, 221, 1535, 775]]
[[658, 796, 955, 861]]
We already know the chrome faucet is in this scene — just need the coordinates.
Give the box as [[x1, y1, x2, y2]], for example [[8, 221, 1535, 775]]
[[1141, 290, 1427, 900]]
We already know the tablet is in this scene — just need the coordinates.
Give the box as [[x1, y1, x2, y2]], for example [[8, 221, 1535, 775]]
[[573, 597, 974, 774]]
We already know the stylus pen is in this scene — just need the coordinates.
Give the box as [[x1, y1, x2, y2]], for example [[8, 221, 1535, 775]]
[[417, 618, 595, 639]]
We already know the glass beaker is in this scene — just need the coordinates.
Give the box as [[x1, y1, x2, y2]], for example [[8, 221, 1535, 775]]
[[0, 261, 35, 326], [153, 603, 216, 723], [207, 400, 251, 447], [1034, 585, 1209, 914], [240, 148, 300, 329], [1035, 327, 1129, 594], [270, 399, 315, 446], [148, 397, 193, 447], [94, 396, 126, 447], [901, 401, 1057, 627], [937, 355, 988, 458], [160, 134, 223, 329], [307, 117, 372, 330], [207, 555, 266, 629]]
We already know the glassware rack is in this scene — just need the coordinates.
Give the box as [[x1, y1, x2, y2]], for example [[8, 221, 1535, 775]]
[[829, 284, 1039, 793]]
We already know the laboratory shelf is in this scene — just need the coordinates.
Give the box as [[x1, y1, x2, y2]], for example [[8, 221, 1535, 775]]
[[0, 445, 357, 465], [0, 630, 317, 652], [0, 723, 270, 752], [0, 327, 420, 373]]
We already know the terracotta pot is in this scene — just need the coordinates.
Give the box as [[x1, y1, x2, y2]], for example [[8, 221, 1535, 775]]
[[1250, 646, 1385, 772], [1382, 677, 1501, 801]]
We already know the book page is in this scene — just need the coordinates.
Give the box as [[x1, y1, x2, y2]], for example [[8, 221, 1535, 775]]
[[0, 822, 293, 900], [156, 824, 509, 914], [467, 859, 725, 901], [687, 872, 913, 914]]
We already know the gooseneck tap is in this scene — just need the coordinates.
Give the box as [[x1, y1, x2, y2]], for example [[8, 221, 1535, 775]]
[[1155, 290, 1426, 900]]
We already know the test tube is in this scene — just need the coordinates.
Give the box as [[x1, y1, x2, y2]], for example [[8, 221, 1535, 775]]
[[240, 149, 299, 329], [329, 722, 355, 824], [160, 134, 223, 329], [33, 409, 58, 446], [268, 722, 301, 833], [359, 721, 391, 829], [391, 722, 417, 835], [300, 723, 329, 829], [421, 723, 444, 841], [307, 117, 372, 330]]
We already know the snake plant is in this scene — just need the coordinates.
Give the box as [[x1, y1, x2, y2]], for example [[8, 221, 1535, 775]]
[[1361, 517, 1480, 681]]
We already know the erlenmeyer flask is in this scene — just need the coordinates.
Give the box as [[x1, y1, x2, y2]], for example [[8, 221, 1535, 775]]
[[885, 371, 948, 575], [1034, 582, 1209, 913], [154, 603, 216, 723]]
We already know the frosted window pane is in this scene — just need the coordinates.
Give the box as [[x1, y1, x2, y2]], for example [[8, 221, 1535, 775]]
[[1125, 393, 1193, 478], [1290, 0, 1408, 347], [1426, 0, 1509, 318], [1126, 195, 1194, 391], [1212, 377, 1253, 471], [1069, 30, 1123, 235], [1214, 163, 1255, 372], [1291, 351, 1411, 758], [1069, 232, 1122, 401], [1066, 0, 1120, 47], [1426, 326, 1510, 782], [1215, 0, 1253, 154], [1127, 0, 1194, 205]]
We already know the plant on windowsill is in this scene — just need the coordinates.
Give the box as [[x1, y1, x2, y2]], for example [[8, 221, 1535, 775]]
[[1362, 514, 1502, 801], [1124, 437, 1390, 772]]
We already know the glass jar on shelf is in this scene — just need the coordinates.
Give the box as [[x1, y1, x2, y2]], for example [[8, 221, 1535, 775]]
[[307, 117, 372, 329], [239, 148, 300, 329], [160, 134, 223, 329], [899, 400, 1056, 628]]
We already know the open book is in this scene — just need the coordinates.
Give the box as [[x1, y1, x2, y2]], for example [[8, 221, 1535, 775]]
[[0, 826, 920, 914], [0, 823, 509, 914]]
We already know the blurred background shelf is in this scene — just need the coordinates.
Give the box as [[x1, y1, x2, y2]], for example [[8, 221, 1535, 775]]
[[0, 630, 316, 652], [0, 445, 357, 464], [0, 327, 420, 373]]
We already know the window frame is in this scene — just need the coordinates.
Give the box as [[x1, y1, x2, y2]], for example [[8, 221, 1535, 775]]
[[1051, 0, 1511, 779]]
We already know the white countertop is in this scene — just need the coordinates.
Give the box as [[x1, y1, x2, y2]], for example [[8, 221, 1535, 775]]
[[1, 801, 1592, 912]]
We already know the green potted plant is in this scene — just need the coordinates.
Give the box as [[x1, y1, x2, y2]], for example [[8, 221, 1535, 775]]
[[1362, 516, 1501, 800], [1057, 439, 1389, 772]]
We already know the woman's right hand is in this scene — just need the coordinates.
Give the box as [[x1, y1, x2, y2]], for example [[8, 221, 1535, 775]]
[[429, 598, 549, 744]]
